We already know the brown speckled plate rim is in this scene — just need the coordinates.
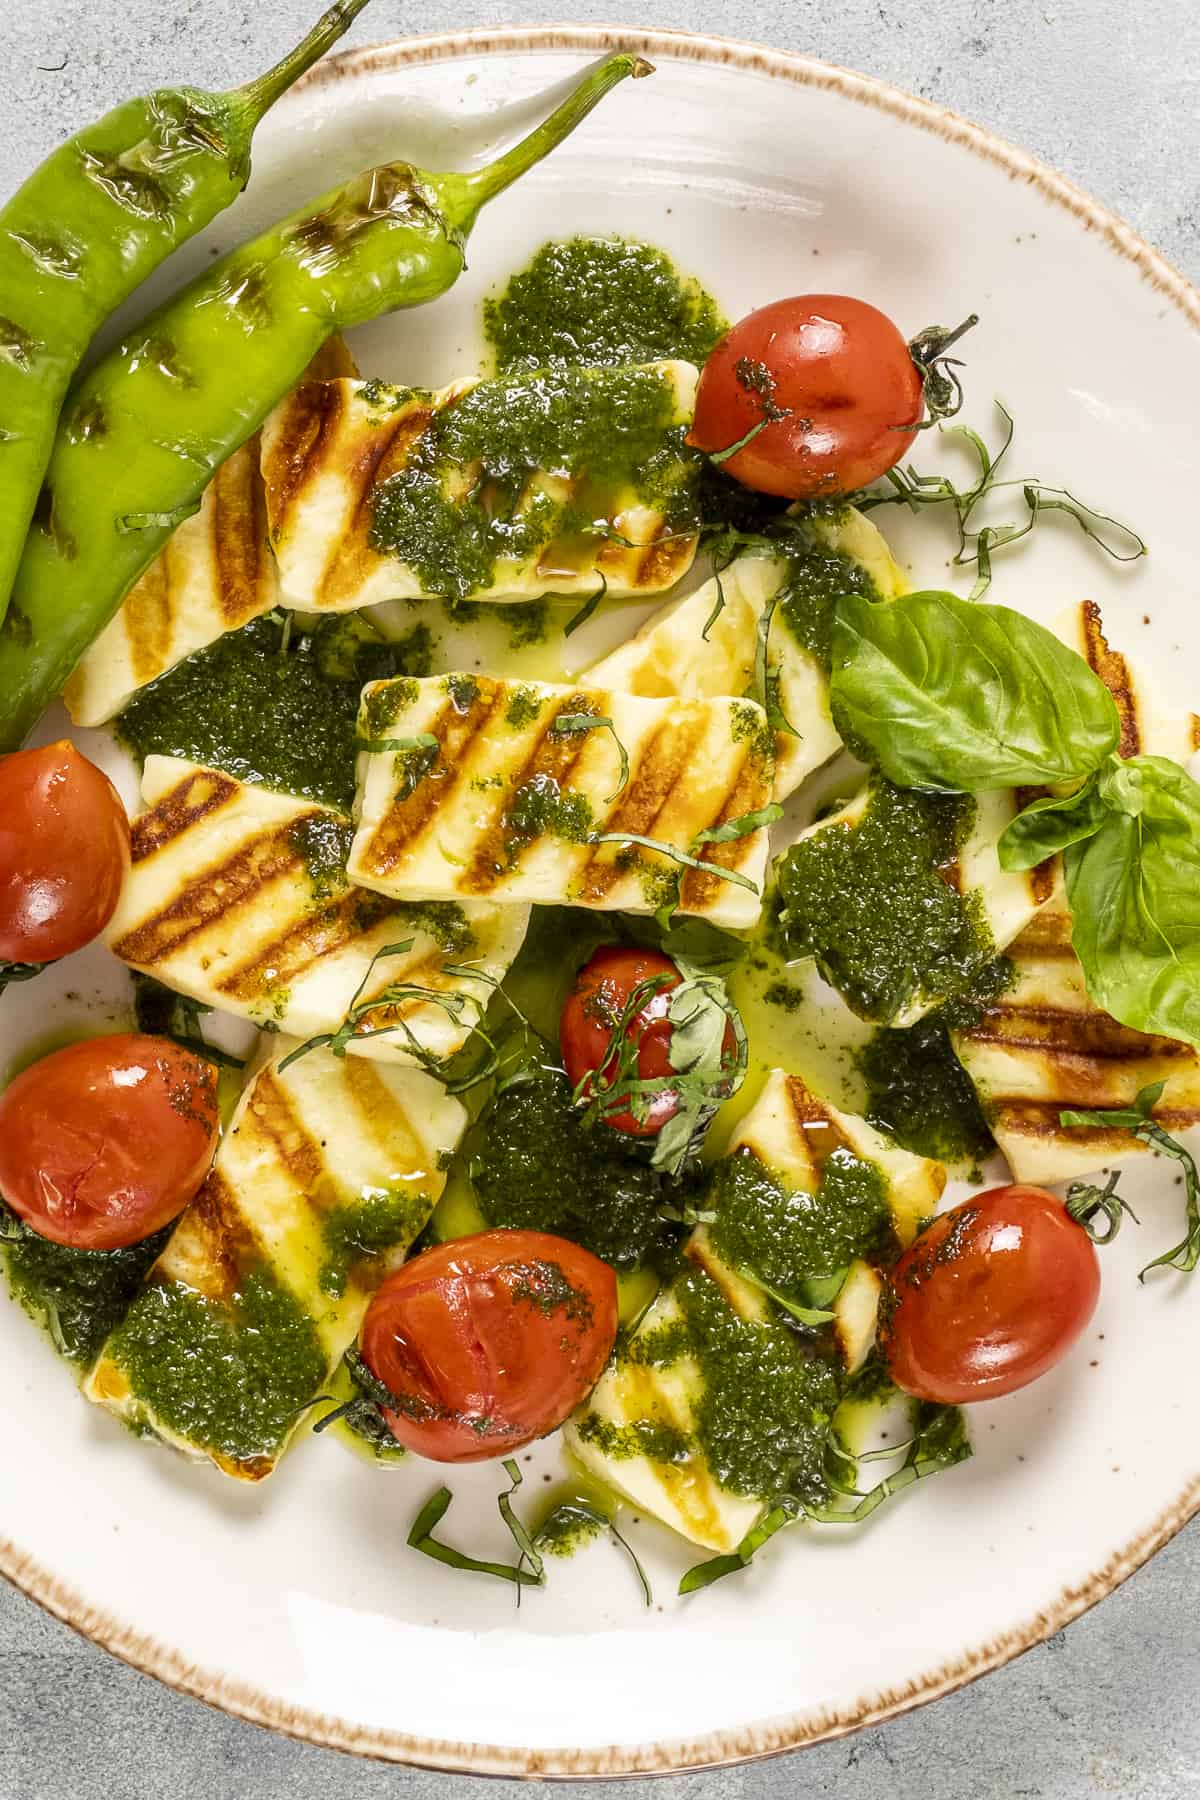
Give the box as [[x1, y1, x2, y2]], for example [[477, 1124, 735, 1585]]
[[4, 22, 1199, 1779]]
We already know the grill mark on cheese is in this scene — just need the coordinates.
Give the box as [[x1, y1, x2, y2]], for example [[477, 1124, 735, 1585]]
[[785, 1077, 855, 1173], [960, 1000, 1195, 1062], [240, 1069, 336, 1222], [123, 550, 173, 687], [153, 1168, 261, 1308], [263, 379, 344, 534], [987, 1099, 1200, 1143], [572, 711, 709, 905], [127, 767, 239, 864], [1079, 599, 1140, 758], [213, 436, 273, 626], [317, 400, 436, 610], [618, 1354, 727, 1547], [358, 683, 507, 877], [678, 741, 770, 913], [113, 820, 312, 965], [1009, 908, 1076, 958], [352, 945, 472, 1039], [460, 693, 594, 895], [214, 886, 398, 1002]]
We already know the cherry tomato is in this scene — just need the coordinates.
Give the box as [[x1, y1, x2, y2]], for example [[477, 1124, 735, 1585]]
[[0, 741, 130, 967], [0, 1034, 219, 1250], [689, 294, 923, 499], [880, 1185, 1100, 1404], [360, 1228, 618, 1462], [560, 947, 688, 1137]]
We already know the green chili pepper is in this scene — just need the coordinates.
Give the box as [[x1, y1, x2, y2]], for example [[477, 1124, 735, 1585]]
[[0, 0, 374, 632], [0, 53, 650, 751]]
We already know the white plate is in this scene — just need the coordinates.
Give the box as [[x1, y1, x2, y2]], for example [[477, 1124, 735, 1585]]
[[3, 25, 1199, 1777]]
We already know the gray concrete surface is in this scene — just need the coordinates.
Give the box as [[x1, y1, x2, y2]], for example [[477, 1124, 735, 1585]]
[[1, 2, 1197, 1795]]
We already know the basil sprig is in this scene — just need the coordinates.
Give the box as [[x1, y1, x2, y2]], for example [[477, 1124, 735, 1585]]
[[829, 590, 1121, 792], [1001, 757, 1200, 1050]]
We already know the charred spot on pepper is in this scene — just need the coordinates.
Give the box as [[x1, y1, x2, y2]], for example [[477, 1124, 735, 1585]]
[[125, 334, 196, 387], [0, 316, 40, 371], [6, 231, 83, 280], [77, 146, 174, 220], [66, 394, 108, 445], [212, 264, 274, 331]]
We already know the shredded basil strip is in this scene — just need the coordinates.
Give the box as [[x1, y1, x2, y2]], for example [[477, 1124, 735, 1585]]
[[551, 713, 631, 803], [587, 831, 760, 895], [1061, 1081, 1200, 1274], [407, 1487, 542, 1588], [357, 732, 440, 755], [693, 803, 783, 845]]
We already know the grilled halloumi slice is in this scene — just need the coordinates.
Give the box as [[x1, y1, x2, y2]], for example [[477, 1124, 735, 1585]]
[[85, 1045, 465, 1479], [585, 508, 908, 800], [62, 336, 359, 728], [565, 1070, 945, 1551], [260, 363, 700, 613], [953, 905, 1200, 1183], [781, 783, 1056, 1028], [952, 601, 1200, 1183], [108, 756, 528, 1063], [348, 675, 774, 929]]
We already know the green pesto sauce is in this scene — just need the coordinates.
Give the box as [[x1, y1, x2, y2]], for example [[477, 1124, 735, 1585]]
[[318, 1189, 431, 1299], [775, 777, 997, 1024], [288, 814, 354, 900], [118, 614, 434, 812], [534, 1502, 607, 1558], [399, 900, 475, 956], [504, 685, 545, 729], [484, 236, 727, 371], [777, 542, 882, 671], [578, 1263, 841, 1499], [678, 1264, 839, 1498], [709, 1145, 892, 1292], [4, 1223, 169, 1370], [574, 1410, 692, 1466], [859, 986, 1007, 1170], [469, 1063, 677, 1273], [106, 1268, 326, 1464], [506, 773, 594, 855], [369, 366, 699, 603]]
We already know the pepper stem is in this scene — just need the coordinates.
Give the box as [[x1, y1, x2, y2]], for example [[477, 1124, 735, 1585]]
[[446, 54, 653, 228], [235, 0, 375, 120]]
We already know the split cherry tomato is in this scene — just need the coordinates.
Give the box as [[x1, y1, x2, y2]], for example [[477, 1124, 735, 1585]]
[[360, 1229, 618, 1463], [560, 946, 686, 1137], [689, 294, 924, 499], [0, 1034, 219, 1250], [0, 741, 130, 966], [880, 1185, 1100, 1404]]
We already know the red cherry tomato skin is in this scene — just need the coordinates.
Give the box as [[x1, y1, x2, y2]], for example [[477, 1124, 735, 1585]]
[[560, 946, 683, 1137], [690, 295, 923, 499], [360, 1229, 619, 1463], [0, 741, 130, 965], [880, 1185, 1100, 1404], [0, 1034, 219, 1250]]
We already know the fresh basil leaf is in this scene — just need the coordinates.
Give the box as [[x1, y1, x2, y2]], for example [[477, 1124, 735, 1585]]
[[693, 803, 783, 846], [829, 590, 1120, 793], [1065, 756, 1200, 1049], [997, 777, 1109, 871], [679, 1498, 799, 1594]]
